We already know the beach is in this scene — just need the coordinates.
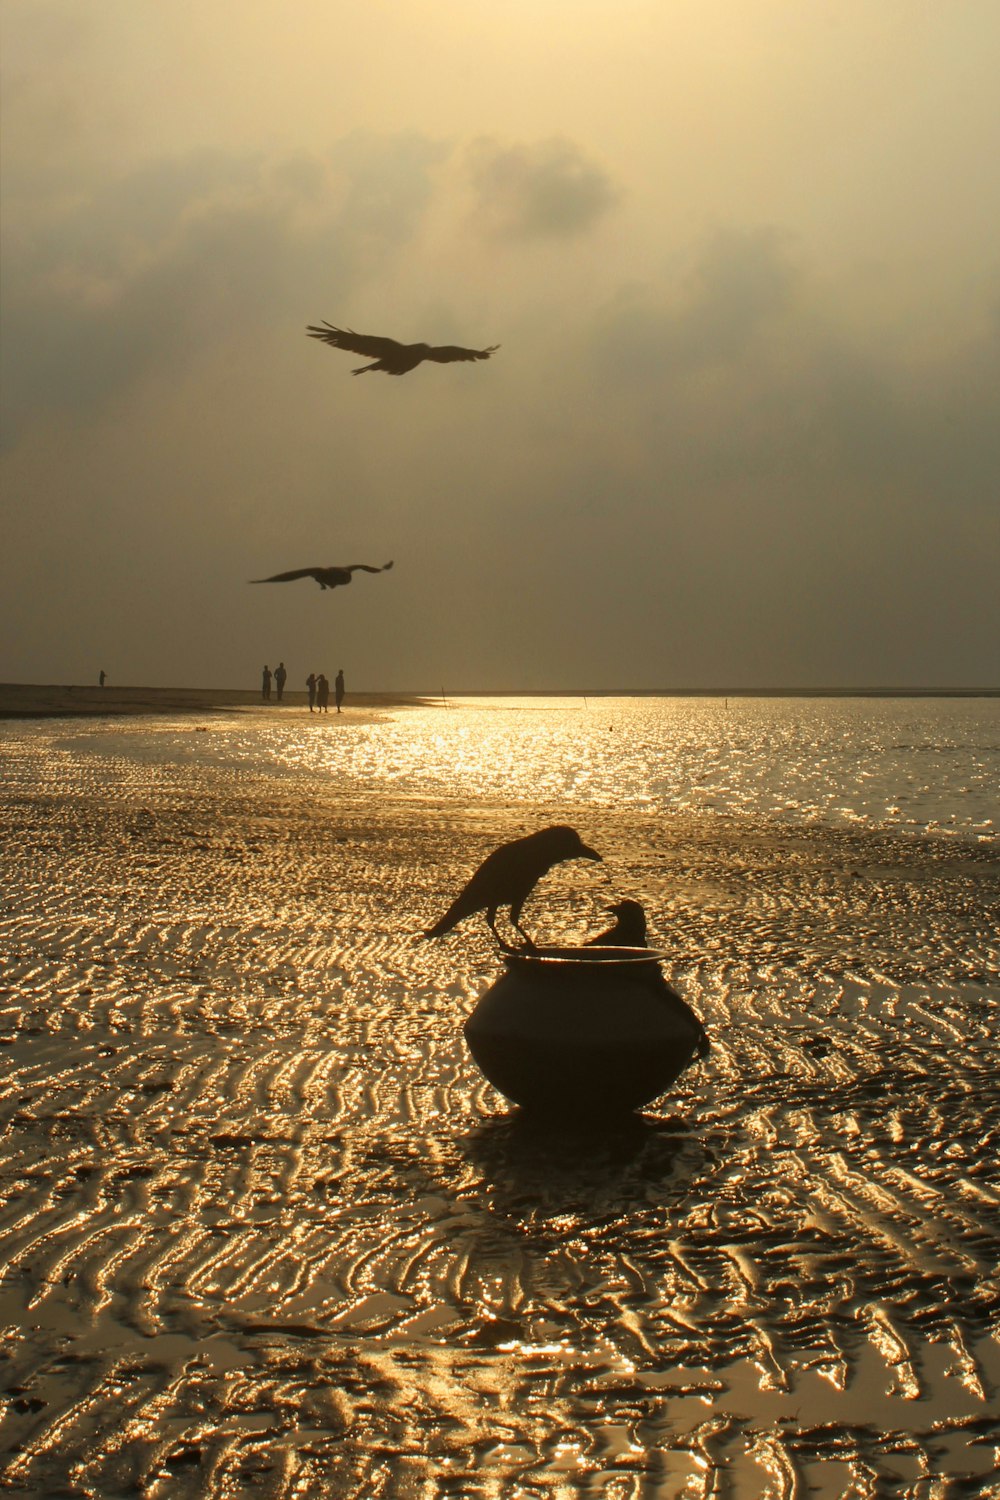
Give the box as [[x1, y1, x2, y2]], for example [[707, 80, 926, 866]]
[[1, 706, 998, 1497]]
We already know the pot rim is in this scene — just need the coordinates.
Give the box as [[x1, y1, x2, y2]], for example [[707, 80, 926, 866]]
[[502, 944, 666, 970]]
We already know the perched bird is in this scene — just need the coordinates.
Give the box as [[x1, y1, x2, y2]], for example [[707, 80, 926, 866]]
[[250, 562, 393, 591], [586, 898, 648, 948], [423, 826, 602, 947], [306, 322, 499, 376]]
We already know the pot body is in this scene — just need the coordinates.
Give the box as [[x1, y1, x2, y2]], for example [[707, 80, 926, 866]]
[[463, 946, 703, 1114]]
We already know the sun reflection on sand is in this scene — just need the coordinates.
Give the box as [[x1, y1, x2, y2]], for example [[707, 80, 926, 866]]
[[0, 714, 997, 1495]]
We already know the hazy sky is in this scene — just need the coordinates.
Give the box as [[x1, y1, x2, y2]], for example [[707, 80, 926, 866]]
[[2, 0, 998, 690]]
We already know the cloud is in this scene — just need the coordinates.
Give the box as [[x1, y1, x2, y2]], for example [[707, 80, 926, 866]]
[[0, 127, 618, 450], [465, 136, 619, 240], [328, 131, 448, 245], [0, 132, 446, 445], [2, 168, 997, 688], [591, 226, 800, 382], [493, 225, 1000, 651]]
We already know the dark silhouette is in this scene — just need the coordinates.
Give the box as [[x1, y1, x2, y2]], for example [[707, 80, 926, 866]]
[[306, 672, 317, 712], [424, 826, 602, 948], [251, 561, 394, 591], [306, 322, 499, 376], [261, 664, 272, 701], [274, 661, 287, 701], [335, 668, 345, 713], [587, 899, 648, 947], [316, 673, 330, 713], [465, 953, 708, 1115], [98, 670, 106, 688]]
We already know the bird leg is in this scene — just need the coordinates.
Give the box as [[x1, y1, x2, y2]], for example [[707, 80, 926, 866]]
[[486, 909, 523, 954], [509, 904, 538, 952], [486, 909, 513, 952]]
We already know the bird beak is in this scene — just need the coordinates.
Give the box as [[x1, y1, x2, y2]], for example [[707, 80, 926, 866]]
[[580, 845, 602, 862]]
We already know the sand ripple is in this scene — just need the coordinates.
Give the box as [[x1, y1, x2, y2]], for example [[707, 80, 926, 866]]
[[1, 729, 998, 1497]]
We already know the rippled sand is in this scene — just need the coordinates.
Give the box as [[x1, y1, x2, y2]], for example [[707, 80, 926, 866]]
[[1, 727, 998, 1497]]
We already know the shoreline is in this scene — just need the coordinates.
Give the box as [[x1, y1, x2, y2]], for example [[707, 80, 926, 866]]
[[4, 685, 995, 851], [2, 682, 996, 722], [0, 682, 431, 720]]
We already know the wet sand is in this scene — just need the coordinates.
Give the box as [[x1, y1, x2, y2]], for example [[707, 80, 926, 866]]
[[1, 726, 998, 1497], [0, 683, 428, 720]]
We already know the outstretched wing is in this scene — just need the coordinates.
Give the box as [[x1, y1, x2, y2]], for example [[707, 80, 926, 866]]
[[346, 561, 394, 574], [250, 569, 320, 584], [424, 343, 500, 364], [305, 324, 404, 358]]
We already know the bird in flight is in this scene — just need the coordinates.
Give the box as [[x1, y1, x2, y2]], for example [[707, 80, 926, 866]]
[[250, 561, 394, 591], [586, 898, 648, 948], [423, 825, 602, 949], [306, 322, 500, 376]]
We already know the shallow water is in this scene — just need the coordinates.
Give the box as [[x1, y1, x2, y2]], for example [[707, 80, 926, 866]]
[[1, 707, 998, 1497], [50, 694, 1000, 839]]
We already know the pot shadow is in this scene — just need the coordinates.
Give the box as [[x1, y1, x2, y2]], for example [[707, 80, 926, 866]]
[[453, 1106, 716, 1223]]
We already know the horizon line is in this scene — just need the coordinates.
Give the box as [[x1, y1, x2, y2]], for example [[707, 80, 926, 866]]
[[3, 681, 998, 700]]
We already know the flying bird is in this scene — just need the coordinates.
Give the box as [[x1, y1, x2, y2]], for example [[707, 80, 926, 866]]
[[250, 562, 394, 591], [306, 322, 499, 376], [586, 898, 648, 948], [423, 825, 602, 948]]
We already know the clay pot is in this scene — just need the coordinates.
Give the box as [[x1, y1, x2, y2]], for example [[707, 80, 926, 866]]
[[463, 946, 705, 1115]]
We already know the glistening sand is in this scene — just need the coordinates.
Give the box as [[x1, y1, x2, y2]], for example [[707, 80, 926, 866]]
[[1, 708, 998, 1498]]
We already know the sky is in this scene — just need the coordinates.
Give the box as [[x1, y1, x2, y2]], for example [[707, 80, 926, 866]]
[[2, 0, 998, 691]]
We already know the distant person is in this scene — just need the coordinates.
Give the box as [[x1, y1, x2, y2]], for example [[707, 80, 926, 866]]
[[275, 661, 287, 702], [316, 673, 330, 713], [98, 670, 106, 688], [262, 664, 272, 701], [335, 668, 345, 713], [306, 672, 317, 712]]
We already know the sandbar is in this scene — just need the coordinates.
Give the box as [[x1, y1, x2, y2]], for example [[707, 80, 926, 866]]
[[0, 680, 429, 719]]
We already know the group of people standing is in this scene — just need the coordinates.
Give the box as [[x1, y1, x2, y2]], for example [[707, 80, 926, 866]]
[[260, 661, 287, 701], [260, 662, 345, 713], [307, 669, 345, 713]]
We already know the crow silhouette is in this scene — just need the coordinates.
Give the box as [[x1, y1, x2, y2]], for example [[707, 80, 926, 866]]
[[306, 323, 499, 376], [586, 898, 648, 947], [586, 898, 711, 1058], [250, 562, 393, 591], [424, 826, 602, 947]]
